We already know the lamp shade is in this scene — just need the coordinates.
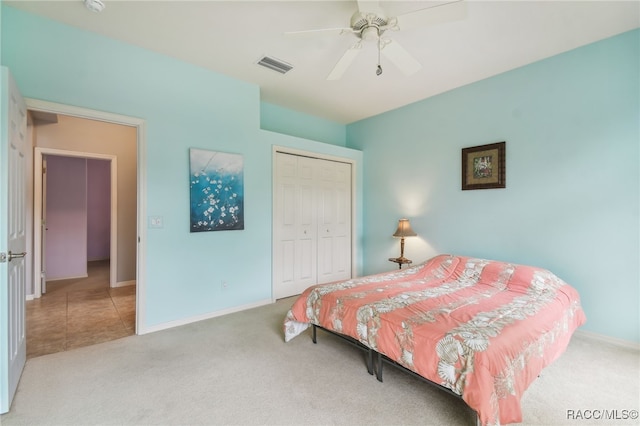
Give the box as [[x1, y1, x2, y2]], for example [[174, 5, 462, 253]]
[[393, 219, 417, 238]]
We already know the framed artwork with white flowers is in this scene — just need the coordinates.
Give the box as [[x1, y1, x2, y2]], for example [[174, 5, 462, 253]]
[[189, 148, 244, 232]]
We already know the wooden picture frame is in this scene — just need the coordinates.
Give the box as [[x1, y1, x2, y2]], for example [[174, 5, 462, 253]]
[[461, 142, 506, 190]]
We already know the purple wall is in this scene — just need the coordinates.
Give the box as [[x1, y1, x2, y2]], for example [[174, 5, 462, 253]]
[[45, 156, 112, 279], [87, 159, 111, 261], [45, 155, 87, 280]]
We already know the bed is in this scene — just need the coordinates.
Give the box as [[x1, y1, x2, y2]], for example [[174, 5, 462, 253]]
[[284, 254, 586, 426]]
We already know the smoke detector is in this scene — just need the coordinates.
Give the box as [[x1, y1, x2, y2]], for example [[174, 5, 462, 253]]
[[84, 0, 105, 13]]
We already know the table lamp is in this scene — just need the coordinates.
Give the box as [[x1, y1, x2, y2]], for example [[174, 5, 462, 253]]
[[391, 218, 417, 268]]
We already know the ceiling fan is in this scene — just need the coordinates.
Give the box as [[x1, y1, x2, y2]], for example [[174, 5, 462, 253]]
[[287, 0, 467, 80]]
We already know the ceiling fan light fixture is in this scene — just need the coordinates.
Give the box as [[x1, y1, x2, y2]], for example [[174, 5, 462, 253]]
[[361, 26, 380, 41], [83, 0, 105, 13]]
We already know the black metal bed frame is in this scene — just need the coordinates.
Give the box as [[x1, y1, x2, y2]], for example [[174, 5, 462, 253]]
[[311, 323, 374, 376], [311, 324, 479, 425]]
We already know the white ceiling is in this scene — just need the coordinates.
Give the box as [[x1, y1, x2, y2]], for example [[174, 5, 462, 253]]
[[7, 0, 640, 124]]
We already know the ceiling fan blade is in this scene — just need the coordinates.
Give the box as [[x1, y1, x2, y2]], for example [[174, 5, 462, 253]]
[[357, 0, 381, 13], [327, 45, 362, 80], [380, 39, 422, 76], [285, 27, 355, 37], [393, 0, 467, 31]]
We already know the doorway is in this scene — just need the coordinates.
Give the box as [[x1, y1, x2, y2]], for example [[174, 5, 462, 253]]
[[34, 153, 125, 358], [36, 150, 119, 294], [26, 98, 146, 344]]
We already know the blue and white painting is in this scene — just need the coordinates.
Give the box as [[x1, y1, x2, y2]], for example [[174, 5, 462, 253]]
[[189, 148, 244, 232]]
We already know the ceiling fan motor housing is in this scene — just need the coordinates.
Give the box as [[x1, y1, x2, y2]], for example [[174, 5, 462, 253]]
[[351, 10, 388, 40]]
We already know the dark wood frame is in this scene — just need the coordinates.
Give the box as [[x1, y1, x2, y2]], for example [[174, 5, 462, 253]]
[[461, 142, 506, 190]]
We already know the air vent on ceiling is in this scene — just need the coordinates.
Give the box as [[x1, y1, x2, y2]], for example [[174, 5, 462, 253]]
[[257, 56, 293, 74]]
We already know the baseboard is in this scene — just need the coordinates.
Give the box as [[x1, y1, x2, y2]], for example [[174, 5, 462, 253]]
[[575, 329, 640, 351], [46, 274, 89, 282], [26, 294, 34, 301], [112, 280, 136, 288], [139, 298, 273, 335]]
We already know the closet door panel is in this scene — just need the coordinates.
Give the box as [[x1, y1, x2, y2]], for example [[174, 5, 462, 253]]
[[296, 233, 315, 282], [317, 163, 335, 284], [281, 240, 295, 283], [298, 184, 314, 232], [317, 161, 351, 284], [274, 153, 304, 298], [295, 156, 317, 291], [317, 236, 334, 282]]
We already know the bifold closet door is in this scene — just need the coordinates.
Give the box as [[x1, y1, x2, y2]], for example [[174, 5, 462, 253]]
[[273, 152, 351, 299], [316, 159, 351, 284], [274, 154, 317, 299]]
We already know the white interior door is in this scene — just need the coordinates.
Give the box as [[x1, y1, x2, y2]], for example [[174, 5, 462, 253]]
[[0, 67, 28, 414]]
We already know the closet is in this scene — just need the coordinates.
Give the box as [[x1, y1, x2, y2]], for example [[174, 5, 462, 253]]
[[273, 151, 352, 299]]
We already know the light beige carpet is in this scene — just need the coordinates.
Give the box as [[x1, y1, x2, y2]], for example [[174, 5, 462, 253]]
[[2, 297, 638, 425]]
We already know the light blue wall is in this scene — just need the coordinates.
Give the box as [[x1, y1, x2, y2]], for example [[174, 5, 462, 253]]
[[3, 5, 637, 344], [347, 29, 640, 343], [1, 6, 360, 330], [260, 102, 347, 146]]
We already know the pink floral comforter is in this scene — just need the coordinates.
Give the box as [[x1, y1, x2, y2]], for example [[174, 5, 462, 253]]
[[284, 254, 586, 426]]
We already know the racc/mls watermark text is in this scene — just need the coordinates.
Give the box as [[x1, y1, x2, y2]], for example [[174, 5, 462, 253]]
[[567, 409, 639, 421]]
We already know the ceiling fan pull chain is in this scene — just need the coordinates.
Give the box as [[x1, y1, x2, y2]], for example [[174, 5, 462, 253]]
[[376, 39, 383, 76]]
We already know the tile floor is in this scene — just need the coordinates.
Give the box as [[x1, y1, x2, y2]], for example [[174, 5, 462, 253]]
[[26, 260, 136, 359]]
